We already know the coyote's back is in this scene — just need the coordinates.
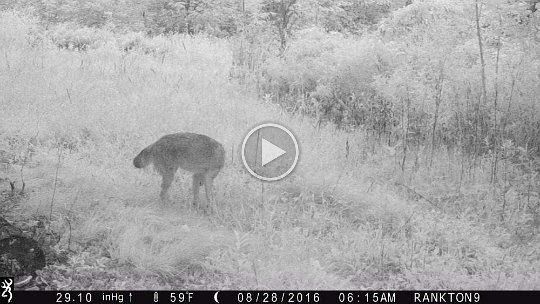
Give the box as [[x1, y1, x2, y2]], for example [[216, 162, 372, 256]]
[[133, 132, 225, 206]]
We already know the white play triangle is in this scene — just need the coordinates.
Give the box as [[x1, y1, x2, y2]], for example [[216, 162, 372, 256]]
[[261, 138, 286, 166]]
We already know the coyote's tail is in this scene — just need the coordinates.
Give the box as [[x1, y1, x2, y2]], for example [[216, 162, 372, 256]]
[[215, 143, 226, 170]]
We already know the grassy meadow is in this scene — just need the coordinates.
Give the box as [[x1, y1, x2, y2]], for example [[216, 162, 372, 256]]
[[0, 11, 539, 289]]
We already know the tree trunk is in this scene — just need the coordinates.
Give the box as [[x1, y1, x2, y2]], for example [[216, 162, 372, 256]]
[[430, 62, 445, 169]]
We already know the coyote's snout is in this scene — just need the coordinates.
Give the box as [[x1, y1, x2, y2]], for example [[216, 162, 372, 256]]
[[133, 133, 225, 207]]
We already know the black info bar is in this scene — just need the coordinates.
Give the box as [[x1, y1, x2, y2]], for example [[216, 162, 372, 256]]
[[2, 290, 537, 304]]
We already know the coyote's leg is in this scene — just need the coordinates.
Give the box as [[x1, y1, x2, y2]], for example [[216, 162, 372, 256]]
[[203, 169, 219, 207], [192, 173, 203, 207], [160, 171, 174, 202]]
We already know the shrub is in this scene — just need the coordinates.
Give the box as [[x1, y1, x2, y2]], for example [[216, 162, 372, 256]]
[[48, 23, 114, 51], [259, 27, 394, 129]]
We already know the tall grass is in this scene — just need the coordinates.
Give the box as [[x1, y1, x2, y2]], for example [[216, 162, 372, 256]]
[[1, 11, 538, 289]]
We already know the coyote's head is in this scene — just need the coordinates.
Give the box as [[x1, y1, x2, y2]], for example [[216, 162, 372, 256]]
[[133, 146, 152, 168]]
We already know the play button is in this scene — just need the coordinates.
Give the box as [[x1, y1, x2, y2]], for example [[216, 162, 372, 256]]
[[241, 123, 299, 181]]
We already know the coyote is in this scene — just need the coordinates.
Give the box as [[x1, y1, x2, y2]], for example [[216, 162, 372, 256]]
[[133, 133, 225, 207]]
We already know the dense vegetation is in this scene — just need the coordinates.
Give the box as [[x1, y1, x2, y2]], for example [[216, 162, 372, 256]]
[[1, 0, 539, 289]]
